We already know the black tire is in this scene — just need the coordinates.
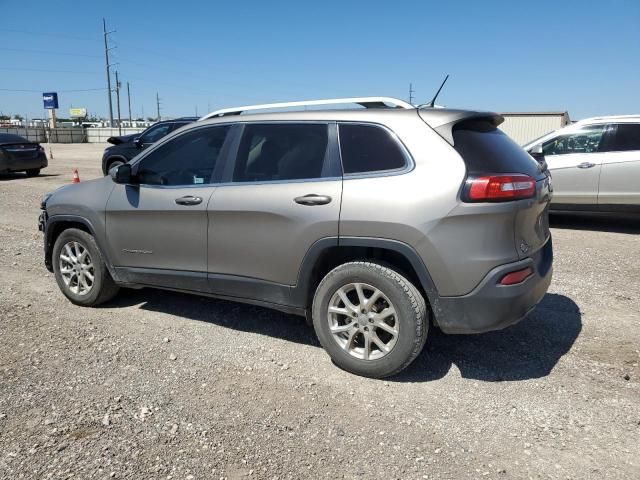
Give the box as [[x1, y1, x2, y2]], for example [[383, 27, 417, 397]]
[[52, 228, 120, 307], [312, 261, 428, 378], [25, 169, 40, 177]]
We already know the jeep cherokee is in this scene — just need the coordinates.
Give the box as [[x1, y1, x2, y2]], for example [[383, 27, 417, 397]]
[[39, 97, 553, 378]]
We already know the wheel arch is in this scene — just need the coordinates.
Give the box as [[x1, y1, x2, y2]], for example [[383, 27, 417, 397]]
[[45, 215, 118, 280], [292, 237, 442, 323], [102, 155, 128, 175]]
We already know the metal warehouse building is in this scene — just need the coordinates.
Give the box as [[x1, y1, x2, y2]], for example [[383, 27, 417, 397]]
[[499, 111, 570, 145]]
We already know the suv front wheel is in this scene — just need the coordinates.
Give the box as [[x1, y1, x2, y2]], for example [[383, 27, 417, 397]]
[[52, 228, 120, 306], [312, 262, 428, 378]]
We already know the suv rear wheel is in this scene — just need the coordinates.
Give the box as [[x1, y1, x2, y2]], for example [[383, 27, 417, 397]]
[[312, 262, 428, 378], [52, 228, 120, 306], [106, 159, 125, 174]]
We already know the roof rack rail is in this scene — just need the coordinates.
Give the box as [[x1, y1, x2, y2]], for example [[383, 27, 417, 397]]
[[199, 96, 414, 120]]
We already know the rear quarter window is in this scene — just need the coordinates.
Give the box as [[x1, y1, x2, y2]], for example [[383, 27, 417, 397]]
[[453, 120, 543, 179], [338, 123, 407, 174]]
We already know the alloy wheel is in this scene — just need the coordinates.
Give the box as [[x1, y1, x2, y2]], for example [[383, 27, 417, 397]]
[[327, 282, 399, 360], [59, 241, 95, 296]]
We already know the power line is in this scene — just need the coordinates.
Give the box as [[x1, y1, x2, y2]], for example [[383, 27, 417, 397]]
[[103, 18, 116, 127], [127, 82, 132, 125], [0, 87, 107, 93], [115, 70, 122, 135], [0, 47, 102, 58], [0, 67, 101, 75], [0, 29, 100, 42], [408, 83, 415, 105]]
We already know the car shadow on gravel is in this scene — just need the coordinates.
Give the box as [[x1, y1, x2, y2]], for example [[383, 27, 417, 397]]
[[0, 173, 60, 181], [105, 289, 580, 383], [103, 288, 321, 346], [550, 213, 640, 234], [395, 293, 582, 382]]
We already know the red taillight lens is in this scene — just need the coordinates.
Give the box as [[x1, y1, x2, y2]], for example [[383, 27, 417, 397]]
[[499, 267, 533, 285], [464, 174, 536, 202]]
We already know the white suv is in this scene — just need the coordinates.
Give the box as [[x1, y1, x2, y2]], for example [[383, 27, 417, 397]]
[[524, 115, 640, 213]]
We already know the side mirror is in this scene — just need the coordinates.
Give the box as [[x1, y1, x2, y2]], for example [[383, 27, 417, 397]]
[[133, 137, 143, 148], [111, 163, 134, 184], [530, 144, 543, 157]]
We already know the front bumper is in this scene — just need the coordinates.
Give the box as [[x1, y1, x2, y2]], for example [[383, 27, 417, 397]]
[[38, 210, 54, 272], [434, 236, 553, 334]]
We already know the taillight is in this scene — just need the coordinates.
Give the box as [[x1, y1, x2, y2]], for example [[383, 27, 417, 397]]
[[499, 267, 533, 285], [463, 174, 536, 202]]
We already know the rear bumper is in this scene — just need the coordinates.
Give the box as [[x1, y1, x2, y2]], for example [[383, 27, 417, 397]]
[[434, 236, 553, 334], [0, 153, 48, 173]]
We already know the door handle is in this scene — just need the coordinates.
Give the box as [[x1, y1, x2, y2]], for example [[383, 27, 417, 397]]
[[294, 194, 332, 206], [577, 162, 596, 169], [175, 195, 203, 206]]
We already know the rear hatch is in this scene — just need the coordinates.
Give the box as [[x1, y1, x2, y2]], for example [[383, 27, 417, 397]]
[[419, 109, 552, 259]]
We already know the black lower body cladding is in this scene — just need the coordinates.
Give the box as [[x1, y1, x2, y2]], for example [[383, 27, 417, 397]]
[[434, 237, 553, 334]]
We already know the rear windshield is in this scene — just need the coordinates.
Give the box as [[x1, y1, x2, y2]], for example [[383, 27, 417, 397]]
[[453, 120, 544, 180], [0, 133, 29, 144]]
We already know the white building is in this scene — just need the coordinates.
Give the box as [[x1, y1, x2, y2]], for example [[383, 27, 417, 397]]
[[499, 111, 570, 145]]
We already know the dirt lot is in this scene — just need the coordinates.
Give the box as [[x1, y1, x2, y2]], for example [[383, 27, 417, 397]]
[[1, 144, 639, 479]]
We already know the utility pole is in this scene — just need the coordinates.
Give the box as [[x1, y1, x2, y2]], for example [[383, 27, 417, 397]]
[[156, 92, 161, 122], [115, 70, 122, 135], [408, 83, 415, 105], [127, 82, 132, 125], [102, 18, 116, 127]]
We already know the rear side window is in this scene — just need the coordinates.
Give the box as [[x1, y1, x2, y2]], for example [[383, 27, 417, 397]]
[[233, 123, 328, 182], [141, 123, 172, 143], [453, 120, 543, 179], [0, 133, 28, 143], [339, 124, 407, 174], [600, 124, 640, 152]]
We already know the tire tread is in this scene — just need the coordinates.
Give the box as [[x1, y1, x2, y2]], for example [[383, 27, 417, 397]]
[[313, 261, 429, 378]]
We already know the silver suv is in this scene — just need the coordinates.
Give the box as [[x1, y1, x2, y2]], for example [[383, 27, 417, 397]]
[[524, 115, 640, 213], [39, 97, 553, 378]]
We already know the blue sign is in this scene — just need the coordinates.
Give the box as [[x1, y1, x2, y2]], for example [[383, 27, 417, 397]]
[[43, 92, 59, 109]]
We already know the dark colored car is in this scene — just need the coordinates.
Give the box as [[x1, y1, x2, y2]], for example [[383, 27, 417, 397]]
[[0, 133, 48, 177], [101, 117, 198, 174]]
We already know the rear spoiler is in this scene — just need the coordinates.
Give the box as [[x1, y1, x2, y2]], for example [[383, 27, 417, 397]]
[[418, 108, 504, 145]]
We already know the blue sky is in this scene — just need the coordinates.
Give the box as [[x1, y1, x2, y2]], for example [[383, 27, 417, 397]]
[[1, 0, 639, 120]]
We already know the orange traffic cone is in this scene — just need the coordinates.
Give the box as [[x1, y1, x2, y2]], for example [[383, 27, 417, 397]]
[[72, 169, 80, 184]]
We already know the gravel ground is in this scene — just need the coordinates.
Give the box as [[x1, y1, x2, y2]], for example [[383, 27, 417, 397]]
[[1, 144, 639, 479]]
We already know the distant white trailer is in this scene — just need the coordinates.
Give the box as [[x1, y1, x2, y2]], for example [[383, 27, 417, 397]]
[[499, 111, 570, 146]]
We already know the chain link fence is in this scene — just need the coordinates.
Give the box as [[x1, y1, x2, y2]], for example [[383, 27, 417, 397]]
[[0, 127, 145, 143]]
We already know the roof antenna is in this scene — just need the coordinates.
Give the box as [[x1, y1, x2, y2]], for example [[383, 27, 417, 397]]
[[426, 74, 449, 107]]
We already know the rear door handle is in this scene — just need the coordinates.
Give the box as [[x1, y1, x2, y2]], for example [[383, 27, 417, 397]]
[[175, 195, 203, 206], [294, 194, 332, 206], [577, 162, 596, 169]]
